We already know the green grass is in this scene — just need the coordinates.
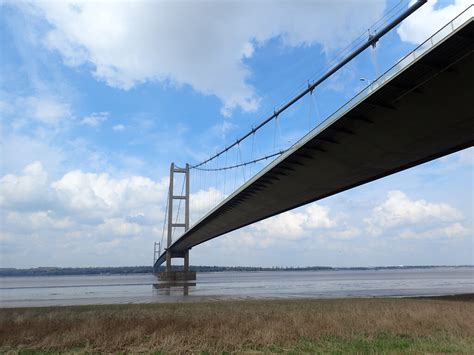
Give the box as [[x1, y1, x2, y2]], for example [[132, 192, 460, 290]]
[[282, 334, 474, 353]]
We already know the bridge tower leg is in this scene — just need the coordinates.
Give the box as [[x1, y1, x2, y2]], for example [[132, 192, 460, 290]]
[[159, 162, 196, 281]]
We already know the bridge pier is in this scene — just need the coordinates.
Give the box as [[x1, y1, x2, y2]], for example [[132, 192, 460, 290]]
[[184, 250, 189, 272], [156, 163, 196, 281], [158, 249, 195, 281]]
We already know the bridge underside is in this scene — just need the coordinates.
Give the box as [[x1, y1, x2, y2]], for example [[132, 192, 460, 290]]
[[155, 19, 474, 268]]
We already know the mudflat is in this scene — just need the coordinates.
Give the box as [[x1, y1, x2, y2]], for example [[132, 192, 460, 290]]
[[1, 295, 473, 353]]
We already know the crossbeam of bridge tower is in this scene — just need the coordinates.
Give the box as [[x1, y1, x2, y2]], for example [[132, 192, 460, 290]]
[[158, 162, 196, 281]]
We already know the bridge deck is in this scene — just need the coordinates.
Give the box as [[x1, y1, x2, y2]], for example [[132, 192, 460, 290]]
[[155, 10, 474, 267]]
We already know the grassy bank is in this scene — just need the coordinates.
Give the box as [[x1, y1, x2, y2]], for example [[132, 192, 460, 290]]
[[1, 295, 473, 353]]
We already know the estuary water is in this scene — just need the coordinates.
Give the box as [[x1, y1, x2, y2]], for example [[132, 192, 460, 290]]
[[1, 267, 473, 308]]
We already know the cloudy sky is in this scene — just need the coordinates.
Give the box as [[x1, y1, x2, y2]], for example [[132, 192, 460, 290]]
[[1, 0, 472, 268]]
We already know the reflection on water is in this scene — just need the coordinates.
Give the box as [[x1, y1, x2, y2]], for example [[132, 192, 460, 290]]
[[153, 282, 196, 296], [1, 267, 473, 308]]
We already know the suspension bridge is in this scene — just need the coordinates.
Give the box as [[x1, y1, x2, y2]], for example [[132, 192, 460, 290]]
[[153, 1, 474, 280]]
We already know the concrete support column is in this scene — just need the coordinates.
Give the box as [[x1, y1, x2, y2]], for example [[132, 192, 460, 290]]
[[184, 164, 190, 273], [184, 250, 189, 272], [166, 163, 174, 272], [185, 163, 190, 231], [166, 250, 171, 271]]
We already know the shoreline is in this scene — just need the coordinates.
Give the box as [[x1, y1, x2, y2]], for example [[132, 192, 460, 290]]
[[2, 292, 474, 310], [1, 295, 473, 352]]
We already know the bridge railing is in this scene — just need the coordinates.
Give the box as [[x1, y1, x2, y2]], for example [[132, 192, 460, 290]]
[[369, 5, 473, 95]]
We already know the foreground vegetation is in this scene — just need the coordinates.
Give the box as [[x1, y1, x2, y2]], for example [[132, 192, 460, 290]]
[[1, 295, 473, 353]]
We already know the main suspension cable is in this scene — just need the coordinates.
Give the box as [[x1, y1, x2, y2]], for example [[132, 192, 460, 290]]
[[194, 150, 287, 172], [189, 0, 426, 170]]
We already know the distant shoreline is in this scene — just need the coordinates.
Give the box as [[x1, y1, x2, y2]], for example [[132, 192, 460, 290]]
[[1, 265, 472, 277]]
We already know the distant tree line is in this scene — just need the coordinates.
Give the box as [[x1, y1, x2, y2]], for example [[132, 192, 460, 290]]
[[0, 265, 471, 277], [0, 266, 153, 277]]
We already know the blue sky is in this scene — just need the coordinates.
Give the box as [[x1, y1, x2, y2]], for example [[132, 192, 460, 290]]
[[0, 0, 472, 268]]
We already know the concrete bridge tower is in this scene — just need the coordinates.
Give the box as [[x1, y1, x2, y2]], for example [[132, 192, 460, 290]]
[[157, 163, 196, 281]]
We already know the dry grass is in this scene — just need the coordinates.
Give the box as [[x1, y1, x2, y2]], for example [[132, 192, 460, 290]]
[[1, 296, 474, 353]]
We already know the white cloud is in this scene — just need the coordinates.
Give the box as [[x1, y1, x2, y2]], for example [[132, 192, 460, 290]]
[[5, 211, 74, 233], [253, 203, 337, 242], [1, 161, 168, 228], [0, 161, 170, 266], [0, 161, 51, 211], [96, 218, 143, 238], [0, 133, 65, 176], [400, 223, 471, 239], [204, 203, 354, 252], [365, 190, 465, 237], [442, 223, 471, 237], [305, 204, 337, 229], [94, 239, 122, 256], [190, 187, 226, 221], [398, 0, 472, 44], [211, 120, 238, 140], [52, 170, 168, 219], [329, 227, 361, 240], [23, 96, 71, 125], [0, 93, 71, 128], [80, 112, 109, 127], [255, 210, 307, 239], [22, 0, 386, 115], [112, 124, 125, 131]]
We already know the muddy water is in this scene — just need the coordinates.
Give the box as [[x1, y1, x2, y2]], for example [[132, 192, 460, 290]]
[[1, 267, 473, 308]]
